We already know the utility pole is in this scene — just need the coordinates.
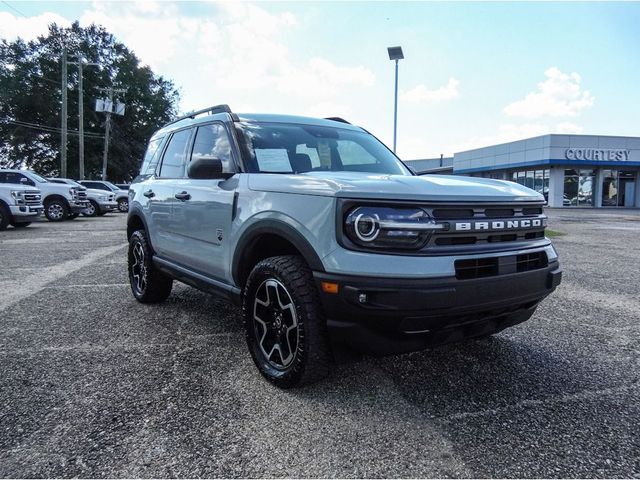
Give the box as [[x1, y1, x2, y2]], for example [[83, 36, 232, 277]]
[[60, 46, 68, 177], [387, 46, 404, 154], [96, 87, 126, 180], [69, 57, 99, 180]]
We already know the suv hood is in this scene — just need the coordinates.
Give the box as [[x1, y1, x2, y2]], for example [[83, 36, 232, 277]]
[[247, 172, 544, 203], [0, 183, 39, 193]]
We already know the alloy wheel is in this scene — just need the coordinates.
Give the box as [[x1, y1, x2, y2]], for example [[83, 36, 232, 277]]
[[48, 203, 64, 220], [131, 241, 147, 293], [253, 278, 299, 369]]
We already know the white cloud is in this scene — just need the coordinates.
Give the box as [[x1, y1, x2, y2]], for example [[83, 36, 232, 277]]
[[504, 67, 594, 118], [400, 78, 460, 103], [0, 11, 70, 41], [303, 101, 353, 119]]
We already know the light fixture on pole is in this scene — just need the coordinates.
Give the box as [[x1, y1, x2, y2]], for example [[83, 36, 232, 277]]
[[387, 46, 404, 153]]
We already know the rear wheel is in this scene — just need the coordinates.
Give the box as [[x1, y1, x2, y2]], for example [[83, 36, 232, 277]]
[[44, 199, 68, 222], [128, 230, 173, 303], [0, 203, 10, 231], [243, 255, 332, 388], [10, 222, 31, 228]]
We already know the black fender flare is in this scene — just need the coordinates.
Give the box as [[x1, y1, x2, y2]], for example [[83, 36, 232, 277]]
[[127, 206, 153, 247], [43, 194, 70, 208], [232, 219, 325, 286]]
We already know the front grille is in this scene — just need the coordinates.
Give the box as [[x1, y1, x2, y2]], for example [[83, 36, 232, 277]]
[[109, 194, 115, 201], [23, 191, 41, 205], [455, 251, 548, 280], [77, 191, 87, 199], [425, 203, 547, 254]]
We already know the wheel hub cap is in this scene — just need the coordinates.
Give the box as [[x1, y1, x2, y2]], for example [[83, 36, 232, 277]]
[[48, 204, 63, 220], [253, 279, 299, 369]]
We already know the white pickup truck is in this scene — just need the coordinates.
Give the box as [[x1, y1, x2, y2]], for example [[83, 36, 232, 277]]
[[0, 169, 89, 221], [0, 177, 43, 230]]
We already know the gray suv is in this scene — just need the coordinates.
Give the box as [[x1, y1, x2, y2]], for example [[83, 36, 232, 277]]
[[128, 105, 561, 388]]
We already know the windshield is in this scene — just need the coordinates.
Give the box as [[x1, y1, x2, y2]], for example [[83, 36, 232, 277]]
[[27, 171, 48, 183], [235, 122, 410, 175]]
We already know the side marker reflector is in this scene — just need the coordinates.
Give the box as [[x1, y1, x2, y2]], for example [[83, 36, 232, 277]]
[[321, 282, 339, 294]]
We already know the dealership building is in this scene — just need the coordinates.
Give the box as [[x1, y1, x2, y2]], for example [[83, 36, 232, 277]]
[[407, 134, 640, 208]]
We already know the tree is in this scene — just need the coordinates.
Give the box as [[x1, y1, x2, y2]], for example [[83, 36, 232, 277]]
[[0, 22, 180, 181]]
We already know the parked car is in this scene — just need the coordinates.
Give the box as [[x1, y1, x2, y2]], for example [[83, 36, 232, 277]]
[[78, 180, 129, 212], [47, 178, 118, 217], [115, 183, 130, 191], [0, 169, 88, 221], [0, 180, 43, 230], [127, 105, 561, 388]]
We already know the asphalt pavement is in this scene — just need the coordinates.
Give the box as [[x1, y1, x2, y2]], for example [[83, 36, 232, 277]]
[[0, 210, 639, 478]]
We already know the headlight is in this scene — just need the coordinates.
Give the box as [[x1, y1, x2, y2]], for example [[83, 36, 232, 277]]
[[69, 188, 77, 198], [10, 190, 24, 205], [98, 195, 108, 201], [344, 206, 445, 250]]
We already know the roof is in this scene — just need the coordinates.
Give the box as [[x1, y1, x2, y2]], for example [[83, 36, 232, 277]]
[[152, 111, 364, 138]]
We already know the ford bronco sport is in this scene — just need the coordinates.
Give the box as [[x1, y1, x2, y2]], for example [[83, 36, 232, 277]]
[[127, 105, 562, 388]]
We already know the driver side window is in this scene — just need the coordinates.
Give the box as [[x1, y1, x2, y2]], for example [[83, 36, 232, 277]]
[[190, 123, 234, 173]]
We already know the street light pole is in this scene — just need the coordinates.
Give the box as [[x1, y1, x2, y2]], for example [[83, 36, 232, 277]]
[[393, 58, 399, 153], [387, 46, 404, 154]]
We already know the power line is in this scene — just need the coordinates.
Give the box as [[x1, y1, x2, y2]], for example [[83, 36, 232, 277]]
[[1, 1, 28, 18], [1, 118, 104, 138]]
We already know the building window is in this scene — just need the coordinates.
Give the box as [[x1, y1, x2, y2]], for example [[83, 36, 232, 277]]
[[510, 168, 550, 201], [602, 170, 637, 207], [564, 169, 594, 206]]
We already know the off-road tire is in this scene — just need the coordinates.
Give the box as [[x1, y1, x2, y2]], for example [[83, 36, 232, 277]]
[[0, 203, 10, 231], [10, 222, 31, 228], [44, 198, 68, 222], [83, 200, 99, 217], [128, 229, 173, 303], [243, 255, 332, 388], [118, 198, 129, 213]]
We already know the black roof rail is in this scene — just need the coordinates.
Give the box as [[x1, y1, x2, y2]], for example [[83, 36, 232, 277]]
[[324, 117, 351, 124], [163, 104, 239, 128]]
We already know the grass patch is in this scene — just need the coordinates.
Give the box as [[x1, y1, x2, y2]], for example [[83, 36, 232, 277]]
[[546, 229, 566, 238]]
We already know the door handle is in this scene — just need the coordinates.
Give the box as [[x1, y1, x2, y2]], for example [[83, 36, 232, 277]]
[[143, 189, 155, 198], [175, 191, 191, 201]]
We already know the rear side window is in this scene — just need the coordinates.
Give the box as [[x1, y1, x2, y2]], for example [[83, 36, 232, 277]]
[[140, 137, 164, 175], [190, 124, 234, 173], [159, 129, 192, 178]]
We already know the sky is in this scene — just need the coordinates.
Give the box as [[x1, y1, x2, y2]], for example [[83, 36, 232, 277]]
[[1, 1, 639, 160]]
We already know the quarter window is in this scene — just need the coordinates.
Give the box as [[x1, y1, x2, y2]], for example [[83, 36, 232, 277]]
[[141, 137, 164, 175], [159, 129, 192, 178]]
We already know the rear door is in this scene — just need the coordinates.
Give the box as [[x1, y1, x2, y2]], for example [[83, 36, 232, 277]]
[[146, 127, 193, 258], [170, 122, 238, 280]]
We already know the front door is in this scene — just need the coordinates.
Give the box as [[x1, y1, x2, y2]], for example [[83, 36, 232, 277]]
[[170, 123, 237, 281]]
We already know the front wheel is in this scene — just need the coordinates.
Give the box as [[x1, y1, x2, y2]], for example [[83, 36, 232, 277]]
[[44, 199, 68, 222], [242, 255, 332, 388], [127, 230, 173, 303], [82, 200, 98, 217], [118, 198, 129, 212], [0, 203, 10, 230]]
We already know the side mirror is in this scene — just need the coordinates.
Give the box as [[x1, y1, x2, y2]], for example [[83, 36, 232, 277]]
[[187, 156, 232, 179]]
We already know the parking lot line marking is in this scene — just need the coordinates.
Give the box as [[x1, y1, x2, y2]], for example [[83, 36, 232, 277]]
[[437, 382, 638, 422], [44, 283, 129, 289], [0, 243, 126, 312]]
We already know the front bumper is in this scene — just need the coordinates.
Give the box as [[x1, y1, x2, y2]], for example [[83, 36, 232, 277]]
[[9, 204, 44, 220], [69, 200, 90, 213], [97, 200, 118, 212], [314, 261, 561, 354]]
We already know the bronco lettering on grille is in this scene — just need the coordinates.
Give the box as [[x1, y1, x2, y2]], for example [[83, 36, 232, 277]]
[[454, 218, 545, 232]]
